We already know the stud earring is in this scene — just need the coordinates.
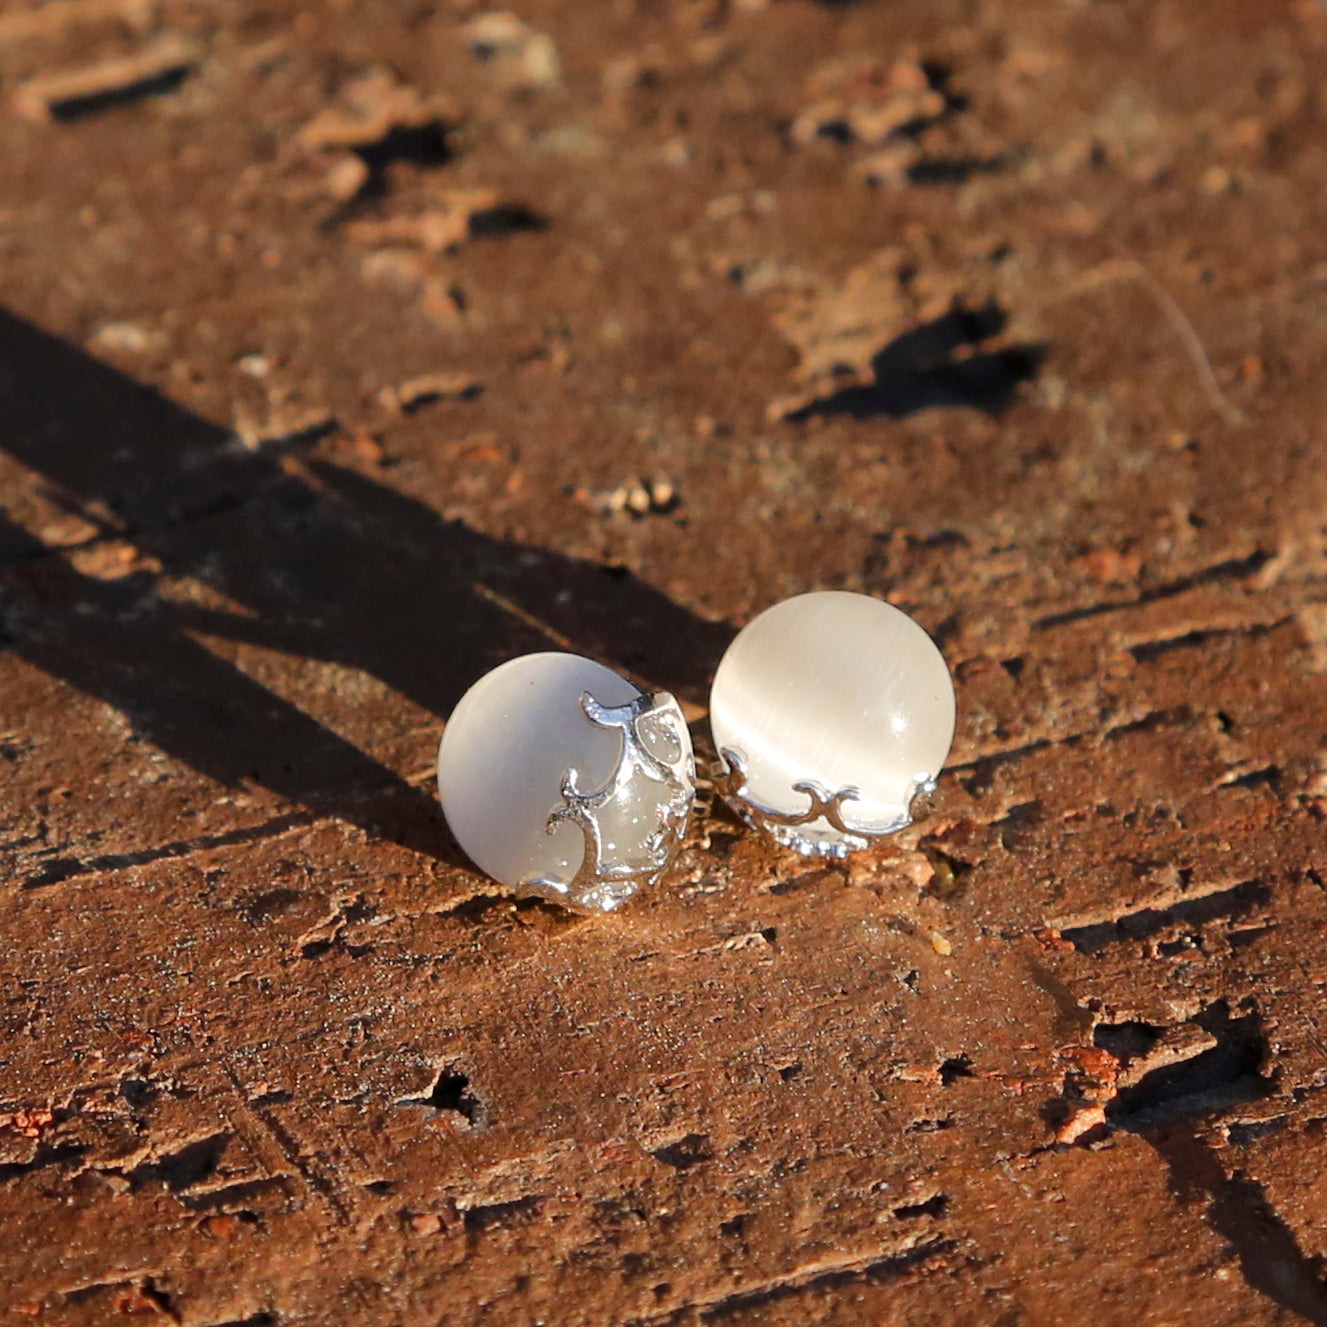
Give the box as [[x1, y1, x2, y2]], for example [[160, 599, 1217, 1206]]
[[437, 652, 696, 913], [710, 591, 955, 858]]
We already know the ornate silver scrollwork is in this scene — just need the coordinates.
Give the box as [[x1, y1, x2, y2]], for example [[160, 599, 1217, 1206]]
[[522, 690, 695, 912], [714, 746, 935, 859]]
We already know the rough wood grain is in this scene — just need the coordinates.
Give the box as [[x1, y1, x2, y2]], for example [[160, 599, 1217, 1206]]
[[1, 1, 1325, 1323]]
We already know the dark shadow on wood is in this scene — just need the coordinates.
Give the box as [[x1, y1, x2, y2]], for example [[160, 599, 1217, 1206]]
[[1094, 1000, 1327, 1323], [905, 156, 1005, 186], [1148, 1127, 1327, 1325], [0, 307, 731, 865], [787, 301, 1044, 421], [48, 65, 194, 124]]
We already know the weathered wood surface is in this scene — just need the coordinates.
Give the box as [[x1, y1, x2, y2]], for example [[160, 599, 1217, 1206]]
[[2, 1, 1326, 1322]]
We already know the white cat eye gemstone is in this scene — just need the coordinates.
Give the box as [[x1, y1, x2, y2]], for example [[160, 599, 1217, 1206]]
[[710, 591, 955, 858], [437, 652, 695, 912]]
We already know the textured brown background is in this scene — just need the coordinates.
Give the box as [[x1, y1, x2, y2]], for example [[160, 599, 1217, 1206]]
[[2, 0, 1327, 1323]]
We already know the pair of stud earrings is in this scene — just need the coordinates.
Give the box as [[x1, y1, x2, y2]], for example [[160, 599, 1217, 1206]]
[[436, 590, 956, 914]]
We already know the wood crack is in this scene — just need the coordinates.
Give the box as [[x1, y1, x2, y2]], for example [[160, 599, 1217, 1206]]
[[641, 1236, 959, 1323], [18, 812, 324, 889], [1032, 550, 1274, 631]]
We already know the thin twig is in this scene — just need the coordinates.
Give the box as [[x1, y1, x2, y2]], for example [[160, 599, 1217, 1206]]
[[1047, 256, 1248, 427]]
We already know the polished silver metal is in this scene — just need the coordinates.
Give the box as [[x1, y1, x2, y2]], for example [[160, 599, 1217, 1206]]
[[715, 746, 935, 859], [523, 690, 695, 912]]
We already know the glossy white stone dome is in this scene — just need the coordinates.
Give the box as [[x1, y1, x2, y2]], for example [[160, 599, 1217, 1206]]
[[710, 591, 955, 853], [438, 652, 694, 910]]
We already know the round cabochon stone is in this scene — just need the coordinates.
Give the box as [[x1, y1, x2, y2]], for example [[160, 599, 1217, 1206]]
[[710, 591, 955, 851], [438, 652, 694, 910]]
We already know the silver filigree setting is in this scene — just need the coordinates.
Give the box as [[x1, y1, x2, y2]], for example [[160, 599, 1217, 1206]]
[[522, 690, 695, 912], [714, 746, 935, 859]]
